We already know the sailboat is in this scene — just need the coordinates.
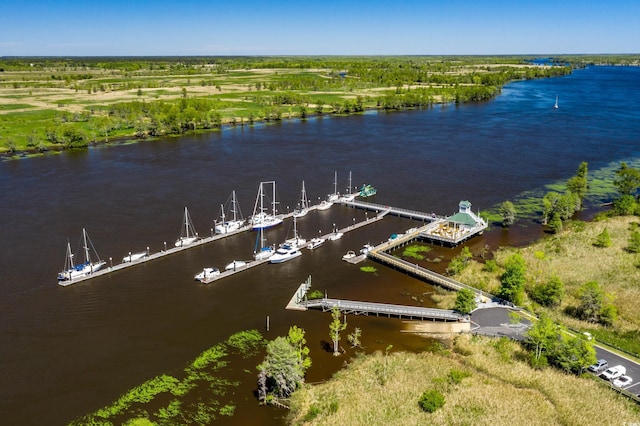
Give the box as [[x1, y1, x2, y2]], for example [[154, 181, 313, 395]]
[[341, 171, 357, 201], [250, 181, 283, 230], [554, 95, 559, 109], [253, 226, 275, 260], [175, 207, 199, 247], [292, 180, 310, 218], [215, 190, 245, 234], [318, 171, 338, 210], [57, 228, 106, 282], [284, 215, 307, 249]]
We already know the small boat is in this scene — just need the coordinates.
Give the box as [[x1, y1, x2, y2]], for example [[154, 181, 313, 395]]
[[58, 228, 106, 282], [329, 232, 344, 241], [250, 181, 283, 230], [194, 267, 220, 282], [360, 243, 374, 254], [175, 207, 199, 247], [317, 200, 333, 210], [554, 94, 559, 109], [253, 227, 275, 260], [122, 251, 148, 263], [284, 215, 307, 248], [225, 260, 247, 271], [307, 237, 325, 250], [215, 190, 245, 234], [292, 181, 310, 218], [358, 184, 377, 198], [342, 250, 356, 260], [269, 243, 302, 263]]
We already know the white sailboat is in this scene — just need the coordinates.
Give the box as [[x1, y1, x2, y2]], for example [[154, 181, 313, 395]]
[[215, 190, 245, 234], [122, 250, 148, 263], [253, 226, 275, 260], [554, 95, 559, 109], [284, 215, 306, 248], [292, 180, 310, 218], [328, 170, 339, 202], [225, 260, 247, 270], [341, 170, 358, 201], [57, 228, 106, 282], [250, 181, 283, 230], [175, 207, 199, 247]]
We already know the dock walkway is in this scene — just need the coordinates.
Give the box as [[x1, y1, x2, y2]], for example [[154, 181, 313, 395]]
[[300, 298, 463, 321]]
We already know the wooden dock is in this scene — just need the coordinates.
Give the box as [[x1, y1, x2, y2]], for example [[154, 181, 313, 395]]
[[300, 298, 463, 321], [198, 258, 271, 284]]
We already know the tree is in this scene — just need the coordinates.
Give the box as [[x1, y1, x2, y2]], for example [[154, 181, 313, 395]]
[[287, 325, 311, 370], [497, 253, 527, 305], [499, 201, 516, 227], [257, 335, 308, 403], [329, 306, 347, 356], [613, 195, 637, 216], [531, 275, 564, 307], [550, 333, 597, 374], [525, 314, 557, 367], [453, 288, 477, 314], [418, 390, 445, 413], [347, 327, 362, 348], [593, 228, 612, 248], [446, 246, 473, 276], [577, 281, 603, 323], [548, 213, 563, 234], [614, 162, 640, 197], [627, 230, 640, 253], [566, 161, 589, 208]]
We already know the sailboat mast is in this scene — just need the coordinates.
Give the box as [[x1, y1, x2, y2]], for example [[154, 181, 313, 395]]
[[271, 181, 278, 216], [82, 228, 90, 263], [348, 171, 352, 195], [333, 171, 338, 196], [231, 190, 238, 221]]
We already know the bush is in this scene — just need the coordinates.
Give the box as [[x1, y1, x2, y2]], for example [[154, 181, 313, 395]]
[[418, 389, 445, 413]]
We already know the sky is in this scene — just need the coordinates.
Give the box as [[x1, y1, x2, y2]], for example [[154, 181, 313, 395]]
[[1, 0, 639, 56]]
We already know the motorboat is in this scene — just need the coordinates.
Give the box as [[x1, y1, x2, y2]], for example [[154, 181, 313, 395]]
[[122, 251, 148, 263], [269, 243, 302, 263], [307, 237, 324, 250], [175, 207, 199, 247], [194, 267, 220, 282], [225, 260, 247, 271], [342, 250, 356, 260], [360, 244, 374, 254], [329, 232, 344, 241], [316, 200, 333, 210]]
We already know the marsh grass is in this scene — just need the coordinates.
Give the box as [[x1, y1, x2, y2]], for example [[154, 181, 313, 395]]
[[288, 335, 639, 425], [70, 330, 265, 425], [454, 215, 640, 354]]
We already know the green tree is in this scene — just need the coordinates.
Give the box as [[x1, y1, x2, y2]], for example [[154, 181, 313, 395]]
[[453, 288, 477, 314], [613, 194, 637, 216], [499, 200, 516, 227], [576, 281, 616, 325], [347, 327, 362, 348], [627, 230, 640, 253], [531, 275, 564, 307], [548, 213, 563, 234], [593, 228, 612, 248], [614, 162, 640, 197], [525, 314, 557, 367], [497, 253, 527, 305], [286, 325, 311, 370], [566, 161, 589, 208], [418, 390, 445, 413], [551, 333, 597, 374], [446, 246, 473, 276], [329, 306, 347, 356], [257, 336, 307, 403]]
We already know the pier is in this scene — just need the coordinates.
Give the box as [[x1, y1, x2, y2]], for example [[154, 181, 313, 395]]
[[197, 258, 271, 284]]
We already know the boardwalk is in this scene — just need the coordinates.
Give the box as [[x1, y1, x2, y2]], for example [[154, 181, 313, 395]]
[[338, 199, 442, 222], [300, 298, 463, 321], [197, 258, 271, 284]]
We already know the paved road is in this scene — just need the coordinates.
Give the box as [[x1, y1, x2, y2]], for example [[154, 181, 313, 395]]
[[471, 307, 640, 397]]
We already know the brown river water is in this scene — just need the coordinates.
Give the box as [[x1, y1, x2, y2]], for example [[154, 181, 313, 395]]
[[1, 66, 639, 424]]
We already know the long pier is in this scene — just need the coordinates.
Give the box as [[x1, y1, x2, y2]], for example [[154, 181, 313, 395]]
[[299, 298, 463, 321], [198, 258, 271, 284], [338, 199, 443, 222]]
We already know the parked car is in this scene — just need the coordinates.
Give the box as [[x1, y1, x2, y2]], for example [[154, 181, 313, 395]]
[[600, 365, 626, 381], [588, 359, 608, 373], [612, 375, 633, 388]]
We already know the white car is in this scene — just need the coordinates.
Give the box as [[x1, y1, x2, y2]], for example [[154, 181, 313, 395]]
[[600, 365, 626, 381], [612, 375, 633, 388]]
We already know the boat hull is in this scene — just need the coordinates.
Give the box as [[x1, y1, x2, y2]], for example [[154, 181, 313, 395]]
[[57, 261, 106, 281]]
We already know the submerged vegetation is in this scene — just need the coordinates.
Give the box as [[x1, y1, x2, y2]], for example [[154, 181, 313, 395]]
[[70, 330, 265, 425], [0, 55, 574, 156]]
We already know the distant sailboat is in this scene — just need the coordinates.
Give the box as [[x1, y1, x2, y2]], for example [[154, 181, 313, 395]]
[[175, 207, 199, 247], [58, 228, 106, 282], [554, 95, 559, 109], [293, 180, 310, 218], [215, 190, 245, 234], [250, 181, 283, 230]]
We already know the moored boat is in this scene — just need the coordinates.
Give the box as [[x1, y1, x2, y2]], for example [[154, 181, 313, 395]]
[[225, 260, 247, 271], [307, 237, 324, 250], [122, 251, 148, 263], [194, 267, 220, 282], [215, 190, 245, 234], [175, 207, 199, 247], [250, 181, 283, 230], [269, 243, 302, 263], [342, 250, 356, 260], [358, 184, 377, 198], [292, 181, 310, 218], [58, 228, 106, 282]]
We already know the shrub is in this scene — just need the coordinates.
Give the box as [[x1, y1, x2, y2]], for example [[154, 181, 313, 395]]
[[418, 389, 445, 413]]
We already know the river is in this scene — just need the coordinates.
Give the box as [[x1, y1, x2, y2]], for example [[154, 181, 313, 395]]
[[1, 66, 639, 424]]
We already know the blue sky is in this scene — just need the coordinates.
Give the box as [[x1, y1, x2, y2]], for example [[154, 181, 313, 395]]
[[1, 0, 638, 56]]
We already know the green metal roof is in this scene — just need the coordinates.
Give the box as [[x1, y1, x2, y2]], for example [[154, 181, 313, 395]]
[[447, 212, 478, 227]]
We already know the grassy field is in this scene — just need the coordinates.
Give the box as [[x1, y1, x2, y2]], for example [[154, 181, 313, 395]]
[[288, 334, 640, 425], [440, 215, 640, 355], [0, 56, 572, 156]]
